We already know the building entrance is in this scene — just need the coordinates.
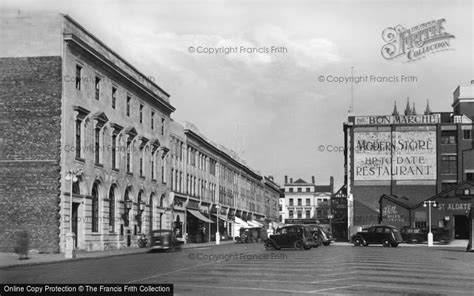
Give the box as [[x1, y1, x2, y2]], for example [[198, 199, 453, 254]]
[[454, 215, 469, 239]]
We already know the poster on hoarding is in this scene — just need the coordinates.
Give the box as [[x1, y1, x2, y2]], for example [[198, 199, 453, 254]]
[[354, 130, 436, 182]]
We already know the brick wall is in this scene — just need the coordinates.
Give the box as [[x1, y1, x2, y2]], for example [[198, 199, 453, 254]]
[[0, 56, 62, 253]]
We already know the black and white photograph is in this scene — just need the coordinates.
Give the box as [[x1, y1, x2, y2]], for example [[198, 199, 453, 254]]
[[0, 0, 473, 295]]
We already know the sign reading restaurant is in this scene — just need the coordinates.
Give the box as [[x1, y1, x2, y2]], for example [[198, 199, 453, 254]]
[[355, 114, 440, 125]]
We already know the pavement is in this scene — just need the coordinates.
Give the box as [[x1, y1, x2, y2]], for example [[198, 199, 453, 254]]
[[1, 239, 468, 270], [0, 239, 236, 269]]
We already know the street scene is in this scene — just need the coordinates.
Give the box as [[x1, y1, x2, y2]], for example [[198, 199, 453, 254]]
[[1, 0, 474, 295], [2, 242, 474, 295]]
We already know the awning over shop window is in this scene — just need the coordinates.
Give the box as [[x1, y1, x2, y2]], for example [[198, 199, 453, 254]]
[[187, 209, 214, 223], [235, 216, 250, 228], [247, 220, 264, 227], [212, 214, 231, 223]]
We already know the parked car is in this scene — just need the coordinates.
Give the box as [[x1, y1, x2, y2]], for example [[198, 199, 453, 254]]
[[351, 225, 403, 247], [401, 226, 450, 244], [150, 229, 184, 251], [264, 224, 319, 250], [308, 225, 335, 246]]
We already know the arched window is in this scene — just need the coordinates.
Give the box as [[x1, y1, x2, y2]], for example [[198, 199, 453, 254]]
[[149, 193, 154, 231], [109, 185, 116, 232], [91, 182, 100, 233], [72, 182, 80, 195]]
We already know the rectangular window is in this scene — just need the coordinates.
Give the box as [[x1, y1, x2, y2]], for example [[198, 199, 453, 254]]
[[306, 188, 310, 192], [139, 104, 143, 124], [306, 198, 310, 206], [112, 87, 117, 109], [463, 130, 472, 140], [441, 131, 457, 144], [297, 187, 302, 192], [161, 156, 166, 183], [111, 135, 117, 169], [139, 148, 144, 177], [151, 152, 155, 180], [441, 182, 457, 192], [289, 198, 293, 206], [289, 210, 294, 218], [126, 96, 131, 117], [95, 128, 100, 164], [467, 173, 474, 182], [151, 111, 155, 130], [75, 120, 81, 158], [297, 198, 302, 206], [161, 117, 165, 135], [297, 211, 302, 219], [126, 140, 132, 173], [306, 210, 311, 218], [441, 155, 457, 174], [289, 188, 294, 192], [75, 65, 82, 90], [95, 77, 100, 100]]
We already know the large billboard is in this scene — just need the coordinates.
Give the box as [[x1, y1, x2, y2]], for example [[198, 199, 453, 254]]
[[354, 129, 436, 182]]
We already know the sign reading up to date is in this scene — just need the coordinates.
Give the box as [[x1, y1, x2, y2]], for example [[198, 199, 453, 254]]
[[354, 130, 437, 181]]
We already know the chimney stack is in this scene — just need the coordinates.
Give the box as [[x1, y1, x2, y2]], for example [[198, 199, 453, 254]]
[[284, 175, 288, 184], [330, 176, 334, 194], [312, 176, 315, 184], [290, 178, 293, 183]]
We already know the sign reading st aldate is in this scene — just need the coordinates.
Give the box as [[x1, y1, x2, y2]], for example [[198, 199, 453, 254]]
[[381, 19, 455, 62]]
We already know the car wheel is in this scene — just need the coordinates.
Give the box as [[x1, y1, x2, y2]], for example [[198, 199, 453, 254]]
[[293, 240, 304, 250], [323, 241, 330, 246], [353, 237, 363, 246], [264, 241, 275, 251], [304, 245, 311, 250], [391, 243, 399, 247], [382, 239, 391, 247]]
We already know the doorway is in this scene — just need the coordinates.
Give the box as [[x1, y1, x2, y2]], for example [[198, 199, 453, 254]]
[[72, 202, 80, 248], [454, 215, 469, 239]]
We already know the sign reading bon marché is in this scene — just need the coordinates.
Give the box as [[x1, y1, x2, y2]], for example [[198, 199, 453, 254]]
[[355, 114, 440, 125]]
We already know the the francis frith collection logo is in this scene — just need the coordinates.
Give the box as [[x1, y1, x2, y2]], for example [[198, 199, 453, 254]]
[[381, 19, 455, 62]]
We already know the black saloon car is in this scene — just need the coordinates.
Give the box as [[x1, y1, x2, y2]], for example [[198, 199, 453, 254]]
[[150, 230, 184, 251], [264, 224, 319, 250], [308, 224, 335, 246], [351, 225, 403, 247], [400, 226, 450, 244]]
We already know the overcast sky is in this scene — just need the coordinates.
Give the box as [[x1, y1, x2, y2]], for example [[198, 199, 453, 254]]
[[3, 0, 473, 188]]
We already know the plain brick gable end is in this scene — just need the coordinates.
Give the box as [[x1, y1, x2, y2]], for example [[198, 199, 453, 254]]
[[0, 56, 62, 253]]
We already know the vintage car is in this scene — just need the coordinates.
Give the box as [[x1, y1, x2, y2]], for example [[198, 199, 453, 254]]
[[264, 224, 319, 250], [351, 225, 403, 247], [150, 229, 184, 251], [308, 224, 335, 246], [400, 226, 450, 244]]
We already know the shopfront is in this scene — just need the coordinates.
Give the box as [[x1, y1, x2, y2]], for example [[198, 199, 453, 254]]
[[185, 200, 214, 243], [379, 181, 474, 240]]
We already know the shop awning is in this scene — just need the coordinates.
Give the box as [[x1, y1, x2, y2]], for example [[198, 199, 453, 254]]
[[187, 209, 214, 223], [235, 216, 250, 228], [247, 220, 264, 228], [212, 214, 231, 223]]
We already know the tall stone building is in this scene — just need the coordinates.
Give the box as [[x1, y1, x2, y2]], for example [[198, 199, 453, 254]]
[[0, 12, 175, 252], [343, 83, 474, 240], [169, 121, 280, 243]]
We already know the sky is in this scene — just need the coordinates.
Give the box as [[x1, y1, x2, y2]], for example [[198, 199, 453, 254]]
[[2, 0, 473, 188]]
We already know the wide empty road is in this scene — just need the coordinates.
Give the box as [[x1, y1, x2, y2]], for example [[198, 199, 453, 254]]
[[2, 243, 474, 295]]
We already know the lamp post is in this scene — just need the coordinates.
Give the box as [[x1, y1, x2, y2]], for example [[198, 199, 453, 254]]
[[137, 201, 145, 233], [123, 198, 132, 227], [64, 169, 81, 258], [423, 200, 437, 247], [216, 204, 221, 245]]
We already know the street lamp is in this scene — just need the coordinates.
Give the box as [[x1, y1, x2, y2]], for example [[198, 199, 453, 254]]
[[216, 204, 221, 245], [122, 198, 133, 227], [423, 200, 437, 247], [64, 169, 81, 258]]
